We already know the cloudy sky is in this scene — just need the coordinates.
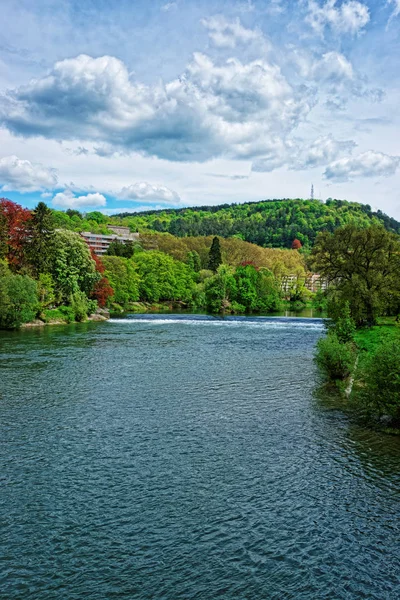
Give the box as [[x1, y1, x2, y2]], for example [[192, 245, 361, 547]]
[[0, 0, 400, 217]]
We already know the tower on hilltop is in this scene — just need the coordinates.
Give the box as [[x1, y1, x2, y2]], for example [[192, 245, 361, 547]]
[[310, 184, 314, 201]]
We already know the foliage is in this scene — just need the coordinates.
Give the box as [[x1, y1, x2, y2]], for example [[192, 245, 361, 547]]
[[315, 333, 355, 381], [354, 339, 400, 424], [204, 265, 236, 313], [50, 229, 100, 301], [186, 250, 201, 272], [70, 291, 96, 321], [292, 239, 302, 249], [132, 251, 195, 303], [26, 202, 55, 275], [102, 255, 140, 306], [326, 300, 356, 343], [89, 251, 114, 308], [110, 199, 399, 248], [232, 264, 281, 312], [38, 273, 56, 308], [311, 224, 400, 325], [43, 306, 75, 323], [0, 198, 31, 269], [208, 236, 222, 272], [0, 272, 38, 329], [106, 239, 136, 258]]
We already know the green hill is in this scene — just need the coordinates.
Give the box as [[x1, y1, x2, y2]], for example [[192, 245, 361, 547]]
[[111, 199, 400, 249]]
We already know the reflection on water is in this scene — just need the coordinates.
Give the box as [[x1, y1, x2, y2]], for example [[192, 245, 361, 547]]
[[0, 315, 399, 600]]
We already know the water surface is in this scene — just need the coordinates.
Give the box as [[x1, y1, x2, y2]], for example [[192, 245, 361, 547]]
[[1, 315, 399, 599]]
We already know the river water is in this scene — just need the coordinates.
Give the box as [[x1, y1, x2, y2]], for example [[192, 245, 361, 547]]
[[1, 315, 399, 599]]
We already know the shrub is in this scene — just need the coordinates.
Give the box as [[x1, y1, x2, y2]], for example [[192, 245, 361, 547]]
[[315, 333, 355, 381], [327, 300, 356, 343], [355, 340, 400, 423], [0, 273, 38, 329]]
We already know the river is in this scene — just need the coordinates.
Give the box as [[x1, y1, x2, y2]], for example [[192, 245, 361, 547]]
[[1, 315, 399, 599]]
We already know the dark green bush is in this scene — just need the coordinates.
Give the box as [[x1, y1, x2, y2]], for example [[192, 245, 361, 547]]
[[315, 333, 355, 381]]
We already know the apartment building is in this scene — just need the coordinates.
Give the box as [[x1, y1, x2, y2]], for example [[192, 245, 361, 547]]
[[80, 226, 139, 255]]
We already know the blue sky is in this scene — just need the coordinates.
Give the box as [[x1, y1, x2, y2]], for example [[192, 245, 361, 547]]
[[1, 0, 400, 217]]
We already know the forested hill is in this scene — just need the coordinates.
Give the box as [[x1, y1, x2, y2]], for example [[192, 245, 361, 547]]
[[112, 199, 400, 248]]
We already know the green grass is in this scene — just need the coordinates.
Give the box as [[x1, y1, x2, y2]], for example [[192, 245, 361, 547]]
[[354, 318, 400, 353]]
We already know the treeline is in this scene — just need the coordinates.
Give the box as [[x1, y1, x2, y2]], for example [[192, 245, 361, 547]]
[[0, 199, 311, 328], [110, 199, 400, 248]]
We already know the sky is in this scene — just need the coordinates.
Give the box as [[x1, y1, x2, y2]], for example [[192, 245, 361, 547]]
[[0, 0, 400, 217]]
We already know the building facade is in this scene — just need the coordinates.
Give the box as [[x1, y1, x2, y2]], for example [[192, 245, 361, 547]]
[[80, 226, 139, 255]]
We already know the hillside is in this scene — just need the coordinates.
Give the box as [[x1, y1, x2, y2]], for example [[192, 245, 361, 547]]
[[110, 199, 400, 248]]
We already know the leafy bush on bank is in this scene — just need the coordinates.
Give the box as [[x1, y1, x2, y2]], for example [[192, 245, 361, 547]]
[[315, 333, 356, 381]]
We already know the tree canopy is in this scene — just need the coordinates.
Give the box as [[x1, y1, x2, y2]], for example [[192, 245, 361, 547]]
[[311, 224, 400, 324]]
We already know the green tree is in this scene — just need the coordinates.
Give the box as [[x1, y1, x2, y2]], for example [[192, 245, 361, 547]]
[[27, 202, 55, 275], [133, 251, 195, 302], [50, 229, 100, 301], [204, 265, 236, 313], [311, 224, 400, 325], [207, 236, 222, 272], [102, 255, 140, 305], [0, 271, 38, 329], [37, 273, 56, 308], [187, 250, 201, 273], [106, 239, 136, 258]]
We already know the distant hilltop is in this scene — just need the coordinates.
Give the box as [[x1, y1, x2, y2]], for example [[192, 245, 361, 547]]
[[107, 198, 400, 249]]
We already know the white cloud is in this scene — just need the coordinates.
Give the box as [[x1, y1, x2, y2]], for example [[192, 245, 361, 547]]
[[306, 0, 370, 36], [201, 15, 263, 48], [252, 135, 356, 172], [118, 182, 181, 204], [0, 52, 314, 162], [324, 151, 400, 182], [388, 0, 400, 18], [0, 154, 58, 191], [52, 190, 106, 208], [161, 2, 178, 12], [311, 51, 354, 83]]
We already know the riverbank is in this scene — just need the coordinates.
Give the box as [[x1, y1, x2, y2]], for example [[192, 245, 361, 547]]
[[316, 318, 400, 434], [21, 307, 110, 328]]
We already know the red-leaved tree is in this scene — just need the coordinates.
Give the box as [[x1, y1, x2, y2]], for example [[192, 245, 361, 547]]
[[0, 198, 32, 269], [89, 249, 114, 307], [291, 239, 302, 250]]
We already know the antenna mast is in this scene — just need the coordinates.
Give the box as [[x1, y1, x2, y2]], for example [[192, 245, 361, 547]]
[[310, 184, 314, 200]]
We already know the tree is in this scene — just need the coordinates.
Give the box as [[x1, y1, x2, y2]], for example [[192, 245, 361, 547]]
[[311, 224, 400, 325], [187, 250, 201, 272], [0, 270, 38, 329], [101, 256, 140, 306], [106, 239, 135, 258], [291, 239, 302, 249], [89, 251, 114, 308], [132, 251, 195, 303], [0, 198, 31, 269], [50, 229, 100, 301], [208, 236, 222, 272], [204, 265, 236, 313], [27, 202, 55, 275]]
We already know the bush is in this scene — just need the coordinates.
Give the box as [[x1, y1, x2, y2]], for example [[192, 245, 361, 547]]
[[355, 340, 400, 423], [315, 333, 355, 381], [0, 273, 38, 329], [43, 307, 75, 323], [326, 300, 356, 343]]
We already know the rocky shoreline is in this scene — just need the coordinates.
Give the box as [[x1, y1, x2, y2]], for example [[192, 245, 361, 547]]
[[21, 308, 110, 328]]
